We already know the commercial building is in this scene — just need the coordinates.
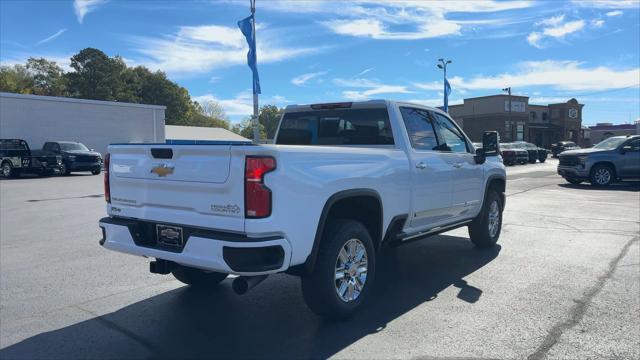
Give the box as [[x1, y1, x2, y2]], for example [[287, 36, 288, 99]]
[[448, 94, 584, 148], [0, 92, 165, 155], [588, 122, 640, 144]]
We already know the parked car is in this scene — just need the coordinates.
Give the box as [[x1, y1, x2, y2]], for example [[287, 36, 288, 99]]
[[536, 146, 548, 163], [99, 100, 507, 319], [551, 141, 580, 158], [500, 143, 528, 166], [513, 142, 541, 164], [41, 141, 103, 175], [557, 135, 640, 186], [0, 139, 63, 178]]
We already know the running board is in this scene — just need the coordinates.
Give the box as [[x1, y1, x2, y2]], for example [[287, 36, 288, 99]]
[[394, 219, 473, 245]]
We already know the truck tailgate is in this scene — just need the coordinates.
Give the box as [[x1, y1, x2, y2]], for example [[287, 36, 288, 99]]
[[107, 144, 246, 232]]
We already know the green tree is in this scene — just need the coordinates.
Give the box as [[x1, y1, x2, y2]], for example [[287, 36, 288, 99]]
[[132, 66, 194, 124], [259, 104, 283, 139], [232, 117, 266, 140], [66, 48, 122, 100], [25, 58, 67, 96], [0, 65, 34, 94]]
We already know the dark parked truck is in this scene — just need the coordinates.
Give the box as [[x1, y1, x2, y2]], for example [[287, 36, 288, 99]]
[[42, 141, 103, 175], [551, 141, 580, 158], [558, 135, 640, 186], [0, 139, 63, 178]]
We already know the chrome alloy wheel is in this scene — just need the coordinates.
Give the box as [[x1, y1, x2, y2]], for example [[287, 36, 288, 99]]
[[334, 238, 368, 302], [488, 200, 500, 238], [2, 164, 10, 177], [594, 168, 611, 185]]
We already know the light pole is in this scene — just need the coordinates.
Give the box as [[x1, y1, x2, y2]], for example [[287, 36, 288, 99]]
[[437, 58, 452, 112], [502, 86, 511, 140]]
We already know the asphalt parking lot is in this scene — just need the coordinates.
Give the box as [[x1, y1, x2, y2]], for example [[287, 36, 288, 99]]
[[1, 159, 639, 359]]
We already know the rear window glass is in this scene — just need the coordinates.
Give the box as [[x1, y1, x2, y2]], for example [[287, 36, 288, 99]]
[[275, 108, 394, 146]]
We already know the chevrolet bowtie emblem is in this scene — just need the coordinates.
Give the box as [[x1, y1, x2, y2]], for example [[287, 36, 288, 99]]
[[150, 164, 174, 177]]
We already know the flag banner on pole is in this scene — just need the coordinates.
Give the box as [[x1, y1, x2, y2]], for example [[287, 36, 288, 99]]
[[444, 77, 451, 111], [238, 14, 261, 94]]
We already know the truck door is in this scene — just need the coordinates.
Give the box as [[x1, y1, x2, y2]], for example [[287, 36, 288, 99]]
[[619, 138, 640, 178], [431, 112, 484, 219], [399, 107, 455, 230]]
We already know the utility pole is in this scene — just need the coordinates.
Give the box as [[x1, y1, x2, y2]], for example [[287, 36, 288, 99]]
[[250, 0, 260, 143], [437, 58, 452, 112], [502, 87, 512, 140]]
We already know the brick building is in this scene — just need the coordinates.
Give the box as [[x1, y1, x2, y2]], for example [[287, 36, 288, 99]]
[[448, 94, 584, 148]]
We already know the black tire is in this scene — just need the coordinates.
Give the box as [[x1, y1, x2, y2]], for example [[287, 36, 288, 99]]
[[565, 178, 582, 185], [539, 158, 546, 163], [301, 219, 376, 320], [590, 164, 614, 187], [468, 189, 503, 248], [91, 168, 101, 175], [171, 265, 228, 287], [1, 161, 14, 178], [60, 162, 70, 176]]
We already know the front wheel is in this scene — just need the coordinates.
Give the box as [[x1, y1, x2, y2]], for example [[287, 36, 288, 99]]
[[590, 164, 614, 187], [301, 219, 375, 320], [91, 168, 101, 175], [60, 163, 70, 176], [469, 189, 503, 248], [171, 265, 228, 288]]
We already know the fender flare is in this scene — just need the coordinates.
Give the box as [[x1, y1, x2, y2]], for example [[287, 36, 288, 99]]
[[294, 188, 382, 275]]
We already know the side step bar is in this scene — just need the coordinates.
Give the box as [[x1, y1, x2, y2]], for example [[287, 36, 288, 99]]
[[393, 219, 473, 246]]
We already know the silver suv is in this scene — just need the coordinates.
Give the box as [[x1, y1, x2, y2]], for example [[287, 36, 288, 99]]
[[558, 135, 640, 186]]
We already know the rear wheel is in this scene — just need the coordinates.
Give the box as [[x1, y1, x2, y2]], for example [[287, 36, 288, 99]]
[[301, 219, 375, 320], [565, 178, 582, 185], [1, 162, 15, 178], [590, 164, 614, 187], [171, 265, 228, 288], [469, 189, 503, 248], [91, 168, 101, 175]]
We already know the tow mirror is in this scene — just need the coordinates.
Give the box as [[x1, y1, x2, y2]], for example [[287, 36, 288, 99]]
[[482, 131, 500, 156], [474, 148, 486, 164]]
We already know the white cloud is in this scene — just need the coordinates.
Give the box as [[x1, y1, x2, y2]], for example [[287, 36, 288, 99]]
[[527, 15, 585, 48], [413, 81, 444, 91], [591, 19, 605, 27], [254, 0, 533, 40], [353, 67, 375, 78], [333, 77, 412, 100], [536, 15, 565, 26], [571, 0, 639, 9], [34, 29, 67, 46], [446, 60, 640, 91], [291, 71, 328, 86], [74, 0, 107, 24], [606, 10, 624, 16], [130, 24, 323, 75], [405, 97, 464, 107], [193, 91, 291, 121]]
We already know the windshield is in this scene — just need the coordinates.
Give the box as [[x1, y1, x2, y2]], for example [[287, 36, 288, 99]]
[[60, 142, 89, 151], [501, 143, 513, 149], [593, 137, 626, 150]]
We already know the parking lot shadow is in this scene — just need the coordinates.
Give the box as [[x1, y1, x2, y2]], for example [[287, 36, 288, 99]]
[[1, 235, 500, 359], [558, 181, 640, 192]]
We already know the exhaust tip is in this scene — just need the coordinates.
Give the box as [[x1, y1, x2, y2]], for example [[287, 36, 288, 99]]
[[232, 277, 250, 295]]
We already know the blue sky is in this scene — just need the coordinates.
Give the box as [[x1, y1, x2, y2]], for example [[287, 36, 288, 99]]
[[1, 0, 639, 125]]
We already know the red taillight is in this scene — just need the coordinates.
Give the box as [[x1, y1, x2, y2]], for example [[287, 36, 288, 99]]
[[104, 153, 110, 203], [245, 156, 276, 218], [310, 102, 352, 110]]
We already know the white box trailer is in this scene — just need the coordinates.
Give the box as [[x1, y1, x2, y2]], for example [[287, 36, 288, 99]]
[[0, 92, 165, 156]]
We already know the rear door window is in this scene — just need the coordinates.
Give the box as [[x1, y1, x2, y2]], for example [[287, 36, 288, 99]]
[[399, 107, 439, 151], [276, 108, 394, 145]]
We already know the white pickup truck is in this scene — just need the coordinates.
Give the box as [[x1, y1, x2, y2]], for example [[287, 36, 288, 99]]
[[99, 100, 506, 319]]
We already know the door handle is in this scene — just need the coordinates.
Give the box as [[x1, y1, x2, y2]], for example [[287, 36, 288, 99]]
[[452, 162, 463, 168], [415, 162, 427, 169]]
